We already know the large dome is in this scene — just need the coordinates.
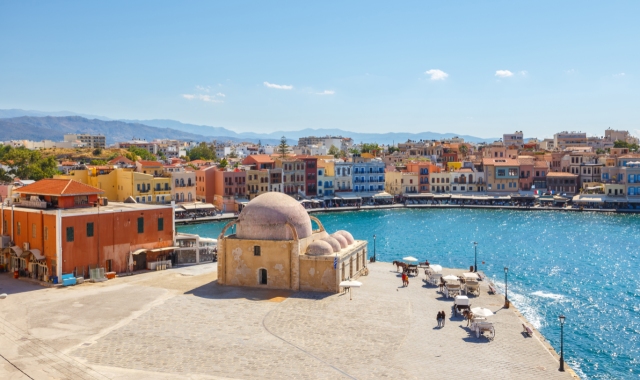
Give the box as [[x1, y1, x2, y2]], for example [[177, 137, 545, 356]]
[[235, 192, 312, 240]]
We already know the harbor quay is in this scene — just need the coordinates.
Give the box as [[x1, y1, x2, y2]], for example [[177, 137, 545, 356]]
[[0, 262, 578, 379]]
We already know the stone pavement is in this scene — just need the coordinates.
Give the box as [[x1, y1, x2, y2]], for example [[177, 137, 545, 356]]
[[0, 263, 578, 380]]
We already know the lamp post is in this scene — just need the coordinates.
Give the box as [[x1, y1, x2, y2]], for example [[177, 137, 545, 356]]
[[473, 241, 478, 272], [373, 234, 376, 262], [503, 266, 509, 308], [559, 315, 566, 372]]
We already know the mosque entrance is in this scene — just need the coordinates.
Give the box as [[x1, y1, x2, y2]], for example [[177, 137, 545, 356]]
[[259, 268, 267, 285]]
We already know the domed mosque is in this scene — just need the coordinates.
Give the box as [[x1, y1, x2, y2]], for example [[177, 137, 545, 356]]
[[217, 192, 368, 292]]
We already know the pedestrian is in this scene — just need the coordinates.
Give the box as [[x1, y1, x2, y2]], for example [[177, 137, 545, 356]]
[[436, 311, 442, 327], [401, 272, 407, 287], [441, 310, 446, 327]]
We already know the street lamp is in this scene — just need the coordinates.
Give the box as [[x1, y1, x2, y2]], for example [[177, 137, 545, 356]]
[[373, 234, 376, 262], [503, 267, 509, 308], [559, 315, 566, 372], [473, 241, 478, 272]]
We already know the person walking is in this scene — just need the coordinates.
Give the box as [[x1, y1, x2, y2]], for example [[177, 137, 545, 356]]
[[436, 311, 443, 328], [401, 272, 407, 287], [441, 310, 446, 327]]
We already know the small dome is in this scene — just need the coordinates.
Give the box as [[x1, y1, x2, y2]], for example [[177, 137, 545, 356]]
[[307, 240, 333, 256], [331, 233, 348, 249], [321, 236, 341, 252], [236, 192, 312, 240], [334, 230, 355, 245]]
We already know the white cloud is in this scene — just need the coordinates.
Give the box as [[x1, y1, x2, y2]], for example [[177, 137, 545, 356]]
[[316, 90, 335, 95], [264, 81, 293, 90], [424, 69, 448, 81], [519, 70, 528, 76], [182, 94, 223, 103], [495, 70, 514, 78], [216, 92, 226, 97], [195, 85, 211, 93], [614, 72, 626, 78], [182, 94, 195, 100]]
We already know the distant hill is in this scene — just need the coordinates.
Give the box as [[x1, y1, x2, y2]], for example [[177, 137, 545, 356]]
[[1, 109, 499, 145]]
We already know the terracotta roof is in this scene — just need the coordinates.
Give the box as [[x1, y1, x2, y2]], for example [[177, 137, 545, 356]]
[[108, 156, 134, 164], [190, 160, 207, 164], [137, 160, 162, 166], [15, 179, 104, 196], [517, 156, 535, 166], [456, 168, 474, 173], [60, 161, 78, 166], [546, 172, 578, 177], [534, 161, 549, 168], [243, 155, 275, 164]]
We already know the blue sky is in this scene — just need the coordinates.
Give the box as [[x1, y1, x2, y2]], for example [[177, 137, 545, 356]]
[[1, 1, 638, 138]]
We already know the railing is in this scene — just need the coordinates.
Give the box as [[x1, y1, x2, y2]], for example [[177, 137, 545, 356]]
[[14, 199, 47, 209]]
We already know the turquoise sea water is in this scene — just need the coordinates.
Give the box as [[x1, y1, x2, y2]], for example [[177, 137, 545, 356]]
[[178, 209, 640, 379]]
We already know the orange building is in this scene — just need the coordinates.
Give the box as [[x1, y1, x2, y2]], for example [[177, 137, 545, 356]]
[[1, 179, 174, 282], [213, 169, 246, 212], [405, 162, 440, 193], [196, 166, 217, 203]]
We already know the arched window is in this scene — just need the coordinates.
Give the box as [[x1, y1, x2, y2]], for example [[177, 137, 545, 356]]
[[259, 268, 267, 285]]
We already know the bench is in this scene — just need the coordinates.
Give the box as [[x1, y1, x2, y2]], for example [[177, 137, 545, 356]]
[[61, 273, 77, 286], [522, 324, 533, 337]]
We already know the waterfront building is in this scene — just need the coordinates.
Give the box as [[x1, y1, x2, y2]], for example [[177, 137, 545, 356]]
[[1, 179, 174, 278], [213, 169, 246, 212], [195, 166, 216, 204], [405, 161, 439, 193], [335, 161, 353, 192], [450, 166, 485, 193], [246, 169, 269, 200], [63, 133, 106, 149], [268, 168, 283, 193], [351, 154, 385, 193], [429, 171, 451, 193], [297, 156, 318, 197], [217, 192, 367, 292], [482, 158, 520, 193], [317, 160, 335, 198], [517, 156, 534, 191], [385, 171, 418, 196], [275, 157, 305, 197], [503, 131, 524, 148], [554, 131, 588, 149], [533, 160, 550, 191], [545, 172, 578, 195], [601, 154, 640, 199], [168, 166, 196, 203]]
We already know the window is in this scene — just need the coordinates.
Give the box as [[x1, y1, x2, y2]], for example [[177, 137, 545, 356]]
[[254, 246, 261, 256], [17, 222, 21, 235], [158, 217, 164, 231], [87, 222, 94, 237], [137, 217, 144, 233], [66, 227, 74, 242], [32, 223, 36, 238], [497, 169, 506, 177]]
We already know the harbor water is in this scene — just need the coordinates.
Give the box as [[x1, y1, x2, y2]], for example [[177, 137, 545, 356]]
[[177, 208, 640, 379]]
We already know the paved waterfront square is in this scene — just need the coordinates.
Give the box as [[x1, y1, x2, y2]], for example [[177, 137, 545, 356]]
[[0, 263, 577, 379]]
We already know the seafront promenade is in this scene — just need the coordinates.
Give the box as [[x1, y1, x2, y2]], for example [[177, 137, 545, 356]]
[[0, 262, 577, 379]]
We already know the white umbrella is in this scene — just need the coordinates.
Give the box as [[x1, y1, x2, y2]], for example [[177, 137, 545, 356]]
[[430, 264, 443, 273], [339, 280, 362, 300], [471, 307, 494, 317], [403, 256, 418, 262], [0, 293, 6, 299], [443, 275, 459, 281]]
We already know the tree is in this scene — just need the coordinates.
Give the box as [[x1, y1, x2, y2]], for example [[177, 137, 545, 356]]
[[219, 158, 229, 169], [328, 145, 340, 158], [228, 148, 238, 159], [459, 144, 468, 158], [387, 146, 399, 154], [278, 136, 289, 158], [361, 143, 380, 154], [349, 147, 360, 155], [596, 148, 605, 155], [4, 148, 59, 180], [187, 142, 216, 161], [92, 148, 103, 156], [90, 159, 107, 165], [127, 146, 156, 161], [0, 168, 12, 183]]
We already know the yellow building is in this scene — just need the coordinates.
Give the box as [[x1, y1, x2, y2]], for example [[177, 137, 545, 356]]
[[446, 162, 462, 171], [385, 171, 418, 195], [246, 169, 270, 200], [56, 167, 172, 204], [217, 192, 368, 292]]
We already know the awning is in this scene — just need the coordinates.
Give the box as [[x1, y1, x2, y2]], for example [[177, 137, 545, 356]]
[[25, 249, 45, 261], [626, 197, 640, 203], [149, 246, 178, 253], [405, 193, 433, 198], [433, 194, 451, 199], [3, 246, 23, 257], [132, 248, 148, 256], [180, 203, 217, 210], [337, 193, 362, 200], [572, 194, 606, 203], [234, 198, 250, 205], [373, 192, 393, 199]]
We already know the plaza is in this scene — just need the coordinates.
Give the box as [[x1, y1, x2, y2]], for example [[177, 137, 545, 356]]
[[0, 262, 577, 380]]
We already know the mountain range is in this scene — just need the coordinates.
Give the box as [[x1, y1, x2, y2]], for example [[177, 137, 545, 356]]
[[0, 109, 499, 146]]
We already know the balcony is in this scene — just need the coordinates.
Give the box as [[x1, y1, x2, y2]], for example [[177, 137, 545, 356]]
[[14, 199, 47, 209]]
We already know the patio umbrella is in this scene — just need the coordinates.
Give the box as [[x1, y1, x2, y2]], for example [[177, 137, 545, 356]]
[[403, 256, 418, 262], [339, 280, 362, 301], [471, 307, 494, 317], [443, 275, 459, 281], [430, 264, 443, 273], [0, 293, 6, 299]]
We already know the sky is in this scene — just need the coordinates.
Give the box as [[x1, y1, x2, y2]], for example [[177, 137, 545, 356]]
[[0, 1, 639, 139]]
